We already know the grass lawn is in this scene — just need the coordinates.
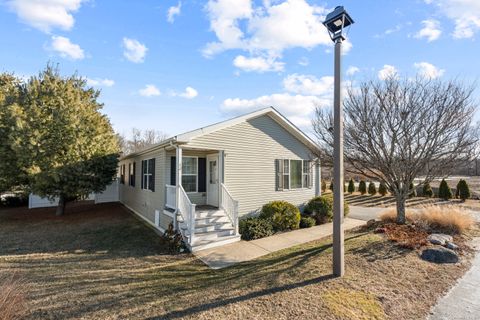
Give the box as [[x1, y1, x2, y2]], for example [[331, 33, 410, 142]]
[[0, 202, 475, 320]]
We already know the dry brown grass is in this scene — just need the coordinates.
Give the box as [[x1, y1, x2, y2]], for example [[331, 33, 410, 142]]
[[380, 206, 475, 234], [0, 274, 28, 320]]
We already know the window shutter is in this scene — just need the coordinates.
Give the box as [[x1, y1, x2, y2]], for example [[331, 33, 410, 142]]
[[275, 159, 283, 191], [150, 158, 155, 192], [308, 161, 313, 189], [198, 158, 207, 192], [141, 160, 144, 189], [128, 163, 131, 186], [170, 156, 176, 185]]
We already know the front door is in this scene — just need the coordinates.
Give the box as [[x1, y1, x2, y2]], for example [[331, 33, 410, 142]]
[[206, 154, 219, 207]]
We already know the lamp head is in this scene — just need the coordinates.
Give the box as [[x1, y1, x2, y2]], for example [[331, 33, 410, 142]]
[[323, 6, 354, 41]]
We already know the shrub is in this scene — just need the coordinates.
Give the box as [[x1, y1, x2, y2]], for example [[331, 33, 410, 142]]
[[1, 194, 28, 207], [368, 182, 377, 196], [299, 216, 316, 228], [259, 201, 300, 231], [358, 180, 367, 195], [343, 183, 347, 193], [456, 179, 471, 201], [378, 182, 388, 196], [438, 179, 453, 200], [162, 223, 186, 253], [422, 182, 434, 198], [304, 195, 349, 224], [329, 181, 333, 191], [347, 178, 355, 194], [0, 274, 28, 320], [321, 180, 327, 193], [239, 217, 274, 240], [409, 182, 417, 198]]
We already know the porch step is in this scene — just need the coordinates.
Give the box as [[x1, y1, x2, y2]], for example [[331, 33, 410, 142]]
[[195, 209, 225, 219], [190, 234, 241, 252], [182, 227, 235, 241]]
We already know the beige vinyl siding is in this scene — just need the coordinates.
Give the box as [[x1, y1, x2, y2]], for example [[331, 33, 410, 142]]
[[118, 149, 172, 230], [186, 114, 317, 216]]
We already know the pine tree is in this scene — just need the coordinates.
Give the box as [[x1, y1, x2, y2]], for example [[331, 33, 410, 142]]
[[321, 180, 327, 193], [368, 182, 377, 195], [358, 180, 367, 195], [378, 182, 388, 196], [422, 182, 434, 197], [456, 179, 471, 201], [438, 179, 453, 200], [348, 178, 355, 194]]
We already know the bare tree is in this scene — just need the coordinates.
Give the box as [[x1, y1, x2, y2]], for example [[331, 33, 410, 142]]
[[313, 76, 479, 224], [118, 128, 169, 155]]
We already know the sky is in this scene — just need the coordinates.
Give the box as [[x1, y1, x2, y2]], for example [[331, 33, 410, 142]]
[[0, 0, 479, 139]]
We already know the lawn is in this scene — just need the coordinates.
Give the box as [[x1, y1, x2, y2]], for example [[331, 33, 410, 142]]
[[0, 202, 475, 320]]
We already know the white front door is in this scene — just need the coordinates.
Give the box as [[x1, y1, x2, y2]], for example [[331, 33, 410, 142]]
[[206, 154, 219, 207]]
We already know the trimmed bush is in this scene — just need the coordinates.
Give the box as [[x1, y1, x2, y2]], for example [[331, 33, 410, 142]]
[[438, 179, 453, 200], [239, 217, 274, 240], [299, 216, 316, 228], [347, 178, 355, 194], [358, 180, 367, 195], [456, 179, 471, 201], [409, 182, 417, 198], [321, 180, 327, 193], [304, 195, 349, 224], [368, 182, 377, 196], [259, 200, 300, 231], [422, 182, 434, 197], [378, 182, 388, 196]]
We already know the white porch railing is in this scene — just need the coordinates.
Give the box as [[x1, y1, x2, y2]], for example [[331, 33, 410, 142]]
[[220, 183, 239, 235], [165, 185, 176, 209], [177, 185, 196, 245]]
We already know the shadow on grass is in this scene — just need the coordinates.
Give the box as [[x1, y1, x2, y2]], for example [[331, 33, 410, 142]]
[[350, 238, 410, 262]]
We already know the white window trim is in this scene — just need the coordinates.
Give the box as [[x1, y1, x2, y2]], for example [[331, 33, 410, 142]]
[[281, 159, 312, 191], [182, 156, 199, 194], [142, 159, 154, 192]]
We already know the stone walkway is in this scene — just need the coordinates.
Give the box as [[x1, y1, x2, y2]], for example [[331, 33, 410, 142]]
[[195, 217, 365, 269], [429, 239, 480, 320]]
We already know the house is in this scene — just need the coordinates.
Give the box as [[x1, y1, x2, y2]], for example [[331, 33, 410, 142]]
[[117, 107, 322, 251]]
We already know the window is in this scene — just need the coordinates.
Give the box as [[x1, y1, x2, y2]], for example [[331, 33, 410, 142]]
[[120, 164, 125, 184], [275, 159, 313, 190], [128, 162, 135, 187], [141, 158, 155, 191], [182, 157, 198, 192]]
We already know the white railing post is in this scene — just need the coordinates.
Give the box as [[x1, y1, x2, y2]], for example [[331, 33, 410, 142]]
[[190, 204, 196, 245], [234, 200, 239, 235]]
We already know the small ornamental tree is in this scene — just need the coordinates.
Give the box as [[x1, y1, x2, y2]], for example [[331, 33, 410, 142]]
[[358, 180, 367, 195], [378, 182, 388, 196], [438, 179, 453, 200], [409, 182, 417, 198], [422, 182, 434, 198], [368, 182, 377, 195], [456, 179, 471, 201], [321, 180, 327, 193], [347, 178, 355, 194]]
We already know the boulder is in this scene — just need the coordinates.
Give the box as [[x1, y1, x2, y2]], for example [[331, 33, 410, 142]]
[[421, 247, 459, 264], [427, 233, 453, 246]]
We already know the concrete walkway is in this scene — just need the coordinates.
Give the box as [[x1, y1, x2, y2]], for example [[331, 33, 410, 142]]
[[429, 239, 480, 320], [348, 205, 386, 221], [195, 217, 365, 269]]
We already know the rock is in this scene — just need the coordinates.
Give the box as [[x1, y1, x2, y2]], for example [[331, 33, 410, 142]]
[[421, 247, 459, 263], [446, 242, 459, 250], [366, 219, 376, 227], [427, 233, 453, 246], [374, 227, 386, 234]]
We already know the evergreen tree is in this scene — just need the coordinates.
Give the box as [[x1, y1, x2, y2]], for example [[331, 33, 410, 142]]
[[347, 178, 355, 194], [409, 182, 417, 198], [422, 182, 434, 198], [378, 182, 388, 196], [329, 181, 333, 191], [456, 179, 471, 201], [358, 180, 367, 195], [438, 179, 453, 200], [321, 180, 327, 193], [7, 65, 119, 215], [368, 182, 377, 195]]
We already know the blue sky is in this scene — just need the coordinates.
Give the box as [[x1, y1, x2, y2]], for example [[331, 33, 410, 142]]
[[0, 0, 479, 138]]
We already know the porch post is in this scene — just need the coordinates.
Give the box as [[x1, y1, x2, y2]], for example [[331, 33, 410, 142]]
[[218, 150, 225, 204], [175, 147, 182, 229], [315, 159, 321, 196]]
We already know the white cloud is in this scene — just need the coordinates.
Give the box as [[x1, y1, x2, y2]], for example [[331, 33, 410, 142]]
[[414, 19, 441, 42], [167, 2, 181, 23], [425, 0, 480, 39], [122, 37, 147, 63], [346, 66, 360, 76], [139, 84, 161, 97], [378, 65, 398, 80], [414, 62, 445, 79], [179, 86, 198, 99], [283, 74, 333, 96], [86, 78, 115, 87], [7, 0, 84, 33], [204, 0, 336, 72], [233, 55, 284, 72], [50, 36, 84, 60], [298, 57, 309, 66]]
